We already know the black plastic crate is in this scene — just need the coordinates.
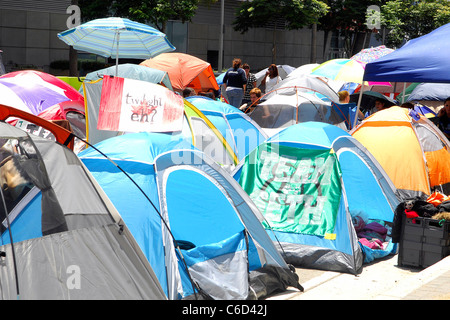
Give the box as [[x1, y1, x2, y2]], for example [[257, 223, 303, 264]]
[[398, 215, 450, 269], [398, 216, 424, 268], [422, 218, 450, 267]]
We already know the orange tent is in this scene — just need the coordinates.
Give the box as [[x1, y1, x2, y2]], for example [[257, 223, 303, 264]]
[[140, 52, 219, 93], [351, 106, 450, 199]]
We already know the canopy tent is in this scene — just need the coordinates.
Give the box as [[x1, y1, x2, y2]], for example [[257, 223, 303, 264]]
[[79, 132, 302, 299], [351, 107, 450, 199], [0, 117, 165, 299], [233, 122, 399, 274], [364, 23, 450, 83]]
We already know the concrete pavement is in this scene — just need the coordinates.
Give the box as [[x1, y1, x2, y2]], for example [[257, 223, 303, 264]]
[[268, 254, 450, 300]]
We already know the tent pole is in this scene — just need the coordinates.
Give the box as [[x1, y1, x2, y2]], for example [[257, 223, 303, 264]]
[[353, 83, 365, 128], [402, 82, 406, 104]]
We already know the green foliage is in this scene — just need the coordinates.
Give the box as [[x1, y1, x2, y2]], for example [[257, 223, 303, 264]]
[[233, 0, 329, 33], [50, 60, 70, 70], [50, 60, 110, 71], [78, 0, 212, 31], [319, 0, 385, 32], [380, 0, 450, 47]]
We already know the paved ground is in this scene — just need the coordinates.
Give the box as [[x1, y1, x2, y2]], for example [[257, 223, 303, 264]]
[[267, 253, 450, 300]]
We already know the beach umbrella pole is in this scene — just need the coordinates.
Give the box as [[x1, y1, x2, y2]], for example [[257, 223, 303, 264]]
[[115, 32, 120, 76]]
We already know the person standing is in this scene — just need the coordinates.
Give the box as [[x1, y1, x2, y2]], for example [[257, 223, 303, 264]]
[[241, 63, 257, 105], [263, 64, 281, 94], [223, 58, 247, 108], [437, 97, 450, 139]]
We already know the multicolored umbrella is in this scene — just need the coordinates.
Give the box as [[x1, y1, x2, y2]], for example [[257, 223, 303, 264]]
[[351, 45, 394, 64], [311, 59, 365, 83], [311, 59, 389, 86], [0, 70, 84, 115], [57, 17, 175, 75]]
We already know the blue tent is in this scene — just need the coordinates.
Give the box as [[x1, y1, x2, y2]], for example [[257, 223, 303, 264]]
[[233, 122, 400, 274], [215, 72, 225, 85], [79, 132, 301, 300], [364, 23, 450, 83], [186, 96, 268, 161]]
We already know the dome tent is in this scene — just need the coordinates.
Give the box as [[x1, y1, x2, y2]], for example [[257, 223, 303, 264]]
[[351, 106, 450, 199], [79, 132, 302, 300], [0, 106, 165, 299], [234, 122, 400, 274]]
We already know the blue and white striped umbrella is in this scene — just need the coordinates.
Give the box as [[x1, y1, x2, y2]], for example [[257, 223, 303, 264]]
[[57, 17, 175, 73]]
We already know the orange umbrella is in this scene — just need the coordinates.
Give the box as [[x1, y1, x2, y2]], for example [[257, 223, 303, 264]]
[[140, 52, 219, 93]]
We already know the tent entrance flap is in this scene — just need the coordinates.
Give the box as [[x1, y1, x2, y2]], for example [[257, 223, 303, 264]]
[[239, 143, 342, 238]]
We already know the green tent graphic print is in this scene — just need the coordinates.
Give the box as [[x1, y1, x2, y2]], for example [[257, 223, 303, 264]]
[[239, 143, 342, 238]]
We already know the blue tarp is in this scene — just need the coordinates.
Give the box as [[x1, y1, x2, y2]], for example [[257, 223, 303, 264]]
[[364, 23, 450, 83]]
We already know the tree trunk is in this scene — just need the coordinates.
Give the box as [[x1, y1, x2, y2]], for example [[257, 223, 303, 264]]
[[272, 25, 276, 64], [69, 0, 79, 77], [69, 47, 78, 77], [310, 23, 317, 63], [322, 30, 332, 61]]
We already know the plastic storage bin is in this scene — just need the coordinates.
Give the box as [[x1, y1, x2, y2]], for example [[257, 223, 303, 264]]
[[398, 215, 450, 269]]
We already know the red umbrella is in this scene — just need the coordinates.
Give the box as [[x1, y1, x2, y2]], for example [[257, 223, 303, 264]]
[[0, 70, 84, 115]]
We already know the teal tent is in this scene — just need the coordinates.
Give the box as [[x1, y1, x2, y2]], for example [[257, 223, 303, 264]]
[[234, 122, 400, 274]]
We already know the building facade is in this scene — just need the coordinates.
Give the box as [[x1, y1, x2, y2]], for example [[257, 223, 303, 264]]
[[0, 1, 330, 75]]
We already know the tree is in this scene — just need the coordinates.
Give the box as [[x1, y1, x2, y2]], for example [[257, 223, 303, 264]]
[[78, 0, 216, 32], [318, 0, 387, 59], [233, 0, 329, 32], [233, 0, 329, 63], [380, 0, 450, 47]]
